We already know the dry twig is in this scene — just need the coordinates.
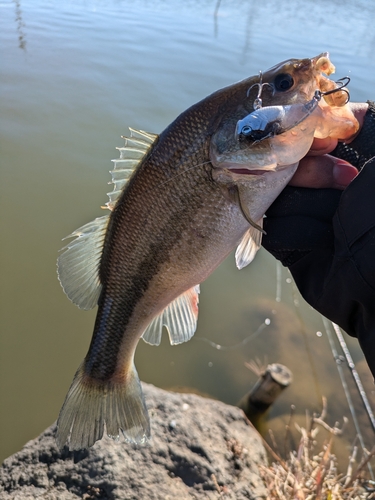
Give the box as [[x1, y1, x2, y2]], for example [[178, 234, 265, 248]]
[[259, 401, 373, 500]]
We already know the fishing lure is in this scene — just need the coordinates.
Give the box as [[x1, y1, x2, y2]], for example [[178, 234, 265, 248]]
[[237, 76, 350, 144]]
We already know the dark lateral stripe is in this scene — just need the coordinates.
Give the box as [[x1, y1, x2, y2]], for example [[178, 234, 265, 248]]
[[84, 204, 201, 381]]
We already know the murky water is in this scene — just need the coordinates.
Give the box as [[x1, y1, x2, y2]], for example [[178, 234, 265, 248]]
[[1, 0, 374, 464]]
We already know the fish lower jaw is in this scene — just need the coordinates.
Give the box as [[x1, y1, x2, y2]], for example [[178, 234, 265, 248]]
[[212, 163, 292, 185], [228, 168, 268, 176], [226, 162, 294, 177]]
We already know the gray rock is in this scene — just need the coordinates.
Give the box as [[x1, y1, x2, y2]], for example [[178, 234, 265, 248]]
[[0, 383, 268, 500]]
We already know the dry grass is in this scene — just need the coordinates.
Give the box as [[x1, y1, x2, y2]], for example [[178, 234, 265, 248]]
[[260, 398, 375, 500]]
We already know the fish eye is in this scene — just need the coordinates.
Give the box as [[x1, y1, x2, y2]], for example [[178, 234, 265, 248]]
[[274, 73, 294, 91]]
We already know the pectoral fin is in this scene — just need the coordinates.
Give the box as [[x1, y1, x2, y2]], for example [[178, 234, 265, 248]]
[[142, 286, 200, 346], [235, 220, 263, 269]]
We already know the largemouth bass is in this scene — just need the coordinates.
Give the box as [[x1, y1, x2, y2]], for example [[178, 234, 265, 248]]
[[56, 53, 358, 450]]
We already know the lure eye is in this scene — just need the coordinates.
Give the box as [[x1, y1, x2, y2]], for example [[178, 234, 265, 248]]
[[274, 73, 294, 92]]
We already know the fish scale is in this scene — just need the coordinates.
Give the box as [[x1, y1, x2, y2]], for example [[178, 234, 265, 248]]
[[56, 53, 359, 450]]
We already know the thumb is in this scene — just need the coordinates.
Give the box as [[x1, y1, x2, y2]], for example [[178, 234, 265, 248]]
[[289, 154, 358, 190]]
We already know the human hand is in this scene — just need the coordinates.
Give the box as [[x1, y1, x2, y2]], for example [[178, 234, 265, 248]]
[[261, 101, 375, 376], [262, 101, 375, 269], [288, 102, 369, 190]]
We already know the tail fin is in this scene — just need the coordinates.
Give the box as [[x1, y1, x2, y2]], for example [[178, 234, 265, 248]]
[[56, 362, 150, 450]]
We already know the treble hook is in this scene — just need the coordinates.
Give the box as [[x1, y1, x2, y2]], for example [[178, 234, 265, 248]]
[[315, 76, 351, 104], [246, 71, 273, 110]]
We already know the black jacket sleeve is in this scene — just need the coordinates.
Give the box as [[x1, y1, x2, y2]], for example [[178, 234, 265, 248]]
[[288, 162, 375, 376], [262, 101, 375, 377]]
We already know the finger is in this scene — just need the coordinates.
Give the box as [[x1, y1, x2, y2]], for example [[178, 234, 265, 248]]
[[348, 102, 368, 130], [308, 137, 338, 155], [289, 155, 358, 189]]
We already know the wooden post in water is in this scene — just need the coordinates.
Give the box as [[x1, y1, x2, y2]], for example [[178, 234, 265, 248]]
[[238, 363, 293, 430]]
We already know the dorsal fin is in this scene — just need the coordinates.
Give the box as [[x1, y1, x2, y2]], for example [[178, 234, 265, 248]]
[[57, 216, 109, 310], [235, 218, 263, 270], [142, 286, 200, 346], [58, 129, 158, 309], [106, 129, 157, 210]]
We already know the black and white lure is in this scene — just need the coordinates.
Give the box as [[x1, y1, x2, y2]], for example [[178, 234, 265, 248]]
[[237, 74, 350, 144]]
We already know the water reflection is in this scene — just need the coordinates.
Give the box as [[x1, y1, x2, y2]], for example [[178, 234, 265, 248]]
[[213, 0, 221, 37], [12, 0, 26, 50]]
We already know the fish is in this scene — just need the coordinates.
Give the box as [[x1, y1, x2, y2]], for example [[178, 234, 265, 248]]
[[56, 52, 359, 450]]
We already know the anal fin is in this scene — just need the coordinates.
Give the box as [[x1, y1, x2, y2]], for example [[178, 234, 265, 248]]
[[142, 285, 200, 346]]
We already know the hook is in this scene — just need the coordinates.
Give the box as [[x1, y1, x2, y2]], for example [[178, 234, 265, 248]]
[[247, 71, 273, 110], [315, 76, 351, 104]]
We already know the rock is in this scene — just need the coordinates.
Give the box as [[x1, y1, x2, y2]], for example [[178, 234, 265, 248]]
[[0, 383, 268, 500]]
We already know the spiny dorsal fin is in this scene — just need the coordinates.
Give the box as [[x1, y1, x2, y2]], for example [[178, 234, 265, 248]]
[[142, 285, 200, 346], [106, 128, 158, 210], [235, 218, 263, 270], [58, 128, 158, 309]]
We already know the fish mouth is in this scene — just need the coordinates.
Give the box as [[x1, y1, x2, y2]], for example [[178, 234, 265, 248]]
[[229, 168, 268, 175]]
